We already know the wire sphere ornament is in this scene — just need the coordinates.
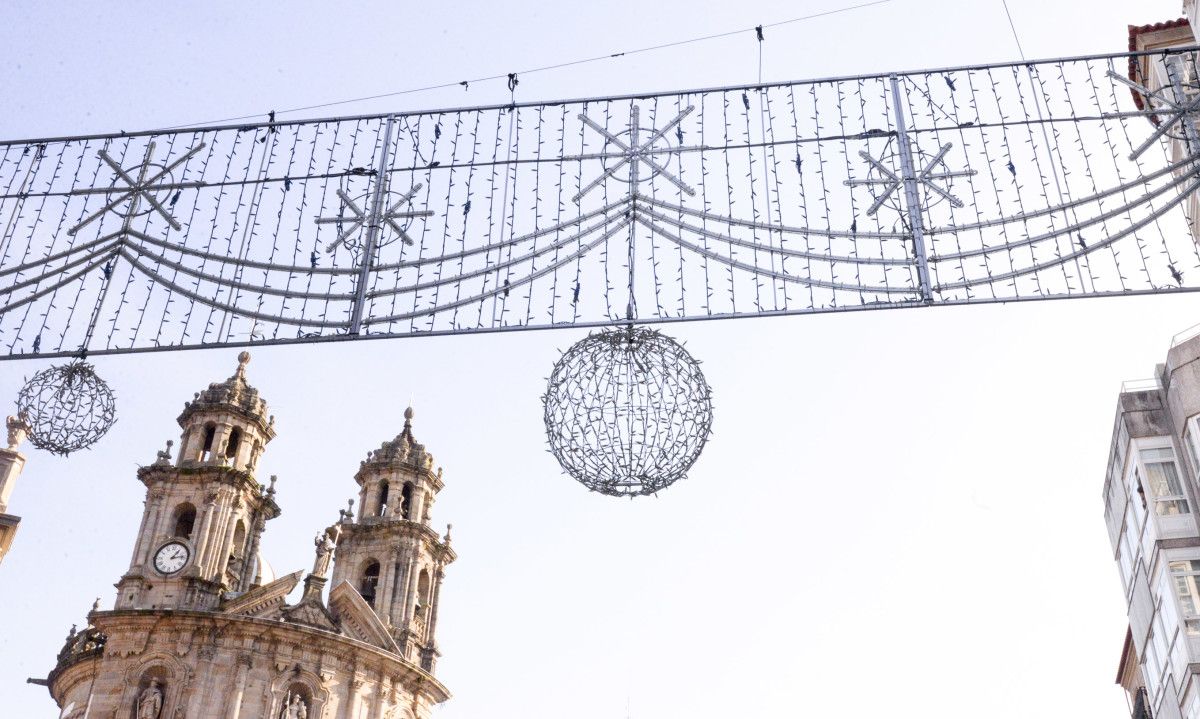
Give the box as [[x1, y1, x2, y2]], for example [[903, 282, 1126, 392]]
[[16, 360, 117, 455], [543, 326, 713, 497]]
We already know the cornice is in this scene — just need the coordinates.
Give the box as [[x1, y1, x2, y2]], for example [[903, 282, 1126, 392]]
[[89, 609, 450, 702]]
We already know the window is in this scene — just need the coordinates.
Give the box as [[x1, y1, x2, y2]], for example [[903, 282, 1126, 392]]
[[1171, 559, 1200, 635], [225, 427, 241, 459], [400, 483, 414, 520], [361, 561, 380, 607], [378, 481, 390, 517], [172, 504, 196, 539], [1141, 448, 1189, 515], [201, 424, 216, 461]]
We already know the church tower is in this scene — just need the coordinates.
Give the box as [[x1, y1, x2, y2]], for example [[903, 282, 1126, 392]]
[[46, 354, 455, 719], [115, 351, 280, 611], [330, 407, 456, 672]]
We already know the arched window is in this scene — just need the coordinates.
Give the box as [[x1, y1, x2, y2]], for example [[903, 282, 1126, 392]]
[[172, 504, 196, 539], [415, 568, 431, 618], [378, 481, 390, 516], [200, 424, 216, 461], [361, 561, 381, 607], [400, 483, 414, 519], [225, 427, 241, 460]]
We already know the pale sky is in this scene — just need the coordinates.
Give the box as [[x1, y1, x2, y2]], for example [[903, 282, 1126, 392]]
[[0, 1, 1193, 717]]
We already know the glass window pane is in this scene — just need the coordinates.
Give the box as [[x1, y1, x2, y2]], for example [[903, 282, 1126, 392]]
[[1171, 560, 1200, 635]]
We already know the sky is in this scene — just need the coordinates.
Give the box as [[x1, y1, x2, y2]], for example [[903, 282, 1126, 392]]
[[0, 0, 1194, 717]]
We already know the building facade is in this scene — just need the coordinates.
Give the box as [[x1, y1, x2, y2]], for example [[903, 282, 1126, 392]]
[[1105, 330, 1200, 719], [45, 353, 455, 719]]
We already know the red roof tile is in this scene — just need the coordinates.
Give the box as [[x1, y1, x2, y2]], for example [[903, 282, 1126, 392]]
[[1127, 18, 1192, 119]]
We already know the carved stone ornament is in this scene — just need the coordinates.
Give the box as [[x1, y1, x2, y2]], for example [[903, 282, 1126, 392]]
[[5, 414, 29, 450]]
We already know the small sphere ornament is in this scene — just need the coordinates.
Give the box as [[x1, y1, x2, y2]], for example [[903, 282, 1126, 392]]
[[543, 325, 713, 497], [16, 360, 117, 455]]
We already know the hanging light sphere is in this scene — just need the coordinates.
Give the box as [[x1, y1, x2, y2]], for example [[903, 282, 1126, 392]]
[[16, 360, 117, 455], [543, 326, 713, 497]]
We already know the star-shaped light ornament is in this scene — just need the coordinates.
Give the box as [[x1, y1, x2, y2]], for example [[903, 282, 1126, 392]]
[[315, 175, 432, 254], [68, 141, 206, 236], [846, 141, 975, 216], [573, 105, 697, 204], [1109, 64, 1200, 161]]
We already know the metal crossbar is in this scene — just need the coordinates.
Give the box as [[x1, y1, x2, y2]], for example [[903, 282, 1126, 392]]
[[2, 47, 1200, 360]]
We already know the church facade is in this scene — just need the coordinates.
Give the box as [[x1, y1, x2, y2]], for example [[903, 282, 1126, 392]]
[[46, 353, 455, 719]]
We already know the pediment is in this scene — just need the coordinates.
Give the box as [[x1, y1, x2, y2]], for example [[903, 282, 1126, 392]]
[[281, 597, 338, 632], [221, 570, 302, 619], [328, 580, 400, 653]]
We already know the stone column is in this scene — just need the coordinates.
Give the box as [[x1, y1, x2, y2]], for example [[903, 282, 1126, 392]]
[[345, 677, 362, 719], [205, 496, 236, 577], [226, 655, 252, 719], [377, 547, 398, 620], [215, 505, 243, 583], [398, 555, 418, 623], [427, 567, 446, 641], [369, 672, 389, 719], [388, 548, 407, 615], [408, 488, 425, 526], [240, 513, 267, 592], [0, 416, 28, 565], [193, 492, 219, 571], [133, 488, 169, 567]]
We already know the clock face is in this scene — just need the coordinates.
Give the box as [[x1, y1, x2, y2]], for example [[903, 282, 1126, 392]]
[[153, 542, 190, 575]]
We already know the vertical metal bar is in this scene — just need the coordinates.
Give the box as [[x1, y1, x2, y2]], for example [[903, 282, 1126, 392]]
[[349, 114, 397, 334], [887, 74, 933, 303], [1165, 56, 1200, 162], [626, 105, 640, 322]]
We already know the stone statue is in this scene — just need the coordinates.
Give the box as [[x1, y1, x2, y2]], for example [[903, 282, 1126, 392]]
[[137, 679, 164, 719], [311, 525, 340, 578], [280, 693, 308, 719], [6, 414, 28, 450]]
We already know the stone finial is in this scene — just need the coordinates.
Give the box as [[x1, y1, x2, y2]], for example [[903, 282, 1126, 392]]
[[6, 414, 29, 450], [266, 475, 278, 498], [444, 523, 453, 544], [237, 351, 251, 373], [404, 406, 414, 422], [154, 440, 174, 466], [91, 597, 101, 613]]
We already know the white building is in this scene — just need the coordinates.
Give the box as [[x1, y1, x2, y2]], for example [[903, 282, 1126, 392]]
[[1105, 327, 1200, 719]]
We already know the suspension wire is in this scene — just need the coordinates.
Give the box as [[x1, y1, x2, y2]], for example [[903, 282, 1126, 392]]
[[999, 0, 1027, 61], [153, 0, 894, 131]]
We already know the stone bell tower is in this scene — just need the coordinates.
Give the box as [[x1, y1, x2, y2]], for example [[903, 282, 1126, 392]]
[[114, 351, 280, 611], [46, 355, 455, 719], [330, 407, 456, 672]]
